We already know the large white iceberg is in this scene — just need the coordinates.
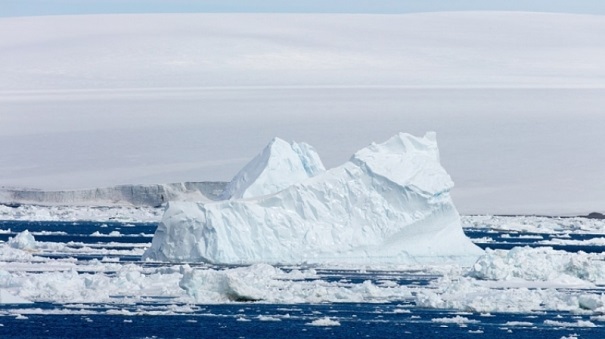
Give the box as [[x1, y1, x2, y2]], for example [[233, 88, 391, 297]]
[[143, 132, 483, 264]]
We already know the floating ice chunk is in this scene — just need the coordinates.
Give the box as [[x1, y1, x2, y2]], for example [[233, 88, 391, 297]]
[[178, 263, 409, 304], [416, 278, 560, 313], [8, 230, 36, 250], [416, 257, 605, 314], [179, 263, 280, 302], [431, 316, 479, 324], [543, 319, 596, 328], [144, 132, 483, 265], [541, 237, 605, 246], [257, 315, 281, 322], [577, 294, 605, 311], [6, 264, 185, 304], [91, 231, 122, 237], [504, 321, 534, 327], [222, 137, 325, 199], [0, 246, 35, 261], [306, 317, 341, 326]]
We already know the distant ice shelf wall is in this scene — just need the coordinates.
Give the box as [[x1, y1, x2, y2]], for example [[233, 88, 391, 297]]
[[0, 182, 227, 207]]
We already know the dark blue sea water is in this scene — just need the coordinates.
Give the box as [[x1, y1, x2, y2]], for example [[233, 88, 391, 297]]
[[0, 220, 604, 338], [1, 302, 599, 338]]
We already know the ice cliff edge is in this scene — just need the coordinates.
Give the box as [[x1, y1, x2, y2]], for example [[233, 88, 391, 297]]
[[143, 132, 483, 265]]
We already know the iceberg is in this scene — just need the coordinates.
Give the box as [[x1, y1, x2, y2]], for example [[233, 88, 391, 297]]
[[144, 132, 483, 264]]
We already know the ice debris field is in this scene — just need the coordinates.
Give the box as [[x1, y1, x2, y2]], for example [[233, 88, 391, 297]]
[[1, 133, 605, 337], [2, 213, 605, 336]]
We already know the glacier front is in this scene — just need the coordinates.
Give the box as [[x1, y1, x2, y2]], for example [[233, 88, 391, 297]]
[[143, 132, 483, 265]]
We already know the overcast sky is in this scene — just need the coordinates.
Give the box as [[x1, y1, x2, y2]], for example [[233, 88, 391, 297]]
[[2, 0, 605, 17]]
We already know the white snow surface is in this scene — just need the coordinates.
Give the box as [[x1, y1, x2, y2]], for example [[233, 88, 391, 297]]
[[144, 132, 483, 265], [1, 12, 605, 215], [221, 137, 325, 199]]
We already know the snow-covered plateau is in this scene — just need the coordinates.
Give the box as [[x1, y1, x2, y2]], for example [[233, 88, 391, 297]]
[[143, 132, 483, 265], [1, 12, 604, 215]]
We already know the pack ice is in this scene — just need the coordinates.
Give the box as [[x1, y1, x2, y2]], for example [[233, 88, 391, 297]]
[[143, 132, 483, 264]]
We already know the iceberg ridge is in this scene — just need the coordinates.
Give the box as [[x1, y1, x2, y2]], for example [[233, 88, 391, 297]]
[[144, 132, 483, 265]]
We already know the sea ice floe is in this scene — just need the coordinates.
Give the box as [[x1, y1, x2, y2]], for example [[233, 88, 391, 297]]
[[503, 321, 534, 327], [543, 319, 597, 328], [415, 246, 605, 314], [468, 247, 605, 284], [415, 278, 583, 313], [257, 315, 281, 322], [178, 263, 412, 304]]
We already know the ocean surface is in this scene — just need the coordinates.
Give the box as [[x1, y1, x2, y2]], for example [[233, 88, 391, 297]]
[[0, 220, 603, 338]]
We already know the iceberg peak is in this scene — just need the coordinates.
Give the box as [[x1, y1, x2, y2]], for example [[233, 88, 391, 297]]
[[221, 137, 325, 199], [351, 132, 451, 196]]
